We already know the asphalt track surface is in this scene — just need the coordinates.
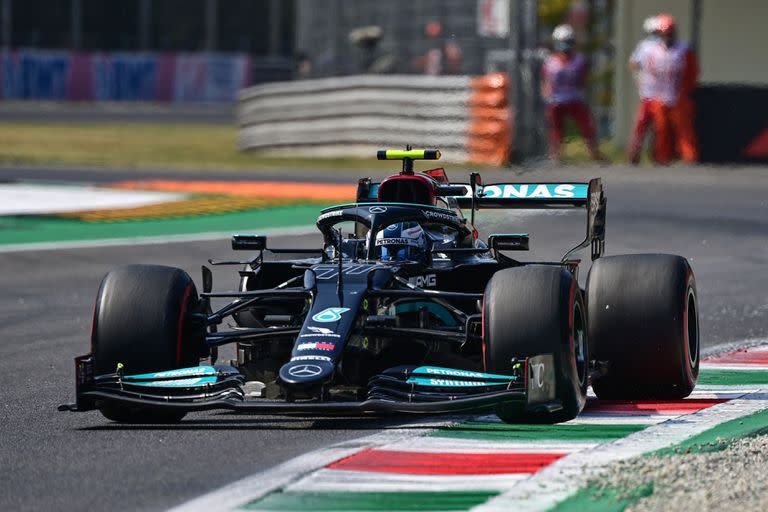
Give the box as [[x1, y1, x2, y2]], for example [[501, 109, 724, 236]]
[[1, 164, 766, 511]]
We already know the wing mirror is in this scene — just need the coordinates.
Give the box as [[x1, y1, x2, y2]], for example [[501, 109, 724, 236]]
[[232, 234, 267, 251], [436, 185, 470, 197], [488, 233, 529, 252]]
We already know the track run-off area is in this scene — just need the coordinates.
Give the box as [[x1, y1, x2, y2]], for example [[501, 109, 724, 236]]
[[0, 164, 766, 511], [173, 348, 768, 512]]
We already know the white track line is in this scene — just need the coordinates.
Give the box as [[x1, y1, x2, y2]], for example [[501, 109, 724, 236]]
[[688, 389, 756, 399], [0, 225, 317, 253], [287, 469, 531, 492], [695, 385, 763, 392], [0, 183, 184, 215], [472, 390, 768, 512], [566, 413, 682, 425], [475, 412, 682, 426], [701, 363, 768, 371], [381, 437, 598, 454]]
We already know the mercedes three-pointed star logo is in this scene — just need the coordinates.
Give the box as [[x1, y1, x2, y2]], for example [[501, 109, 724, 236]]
[[288, 364, 323, 378], [369, 206, 388, 213]]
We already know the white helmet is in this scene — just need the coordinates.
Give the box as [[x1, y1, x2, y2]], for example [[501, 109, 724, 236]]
[[552, 24, 575, 42], [642, 16, 658, 35]]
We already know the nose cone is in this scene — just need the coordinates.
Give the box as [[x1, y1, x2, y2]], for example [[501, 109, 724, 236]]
[[279, 359, 335, 387]]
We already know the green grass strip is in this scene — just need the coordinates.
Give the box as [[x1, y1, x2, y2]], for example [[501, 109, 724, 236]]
[[0, 205, 320, 246], [654, 406, 768, 456], [550, 483, 654, 512], [697, 369, 768, 386], [0, 122, 396, 171], [242, 490, 498, 511], [432, 421, 647, 442]]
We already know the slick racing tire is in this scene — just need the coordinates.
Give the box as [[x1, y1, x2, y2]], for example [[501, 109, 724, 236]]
[[92, 265, 204, 423], [483, 266, 588, 423], [587, 254, 699, 399]]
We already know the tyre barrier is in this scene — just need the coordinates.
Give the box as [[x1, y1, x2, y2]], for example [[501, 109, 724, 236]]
[[237, 74, 512, 164]]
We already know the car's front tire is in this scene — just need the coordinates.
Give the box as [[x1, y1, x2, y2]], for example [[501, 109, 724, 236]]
[[483, 265, 588, 423], [92, 265, 204, 423]]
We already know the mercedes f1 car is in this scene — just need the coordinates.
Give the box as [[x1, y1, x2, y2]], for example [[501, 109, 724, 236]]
[[61, 148, 700, 424]]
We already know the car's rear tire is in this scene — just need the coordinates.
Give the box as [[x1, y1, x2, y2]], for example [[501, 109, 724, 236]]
[[587, 254, 699, 399], [92, 265, 204, 423], [483, 265, 588, 423]]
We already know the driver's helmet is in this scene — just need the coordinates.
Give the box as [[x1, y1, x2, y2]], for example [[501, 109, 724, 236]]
[[374, 222, 429, 264]]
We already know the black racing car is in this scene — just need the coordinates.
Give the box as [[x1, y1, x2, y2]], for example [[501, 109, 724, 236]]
[[61, 148, 700, 424]]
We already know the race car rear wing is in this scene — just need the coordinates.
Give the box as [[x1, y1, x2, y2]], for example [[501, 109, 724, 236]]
[[454, 181, 589, 209], [459, 178, 606, 261], [357, 176, 606, 261]]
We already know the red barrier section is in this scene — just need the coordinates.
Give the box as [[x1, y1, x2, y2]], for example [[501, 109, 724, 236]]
[[328, 449, 565, 475], [468, 73, 512, 166], [584, 398, 725, 415], [705, 347, 768, 366]]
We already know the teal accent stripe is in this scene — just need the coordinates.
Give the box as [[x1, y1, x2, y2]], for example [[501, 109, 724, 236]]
[[406, 376, 508, 387], [410, 366, 516, 381], [123, 366, 217, 381], [132, 376, 218, 387]]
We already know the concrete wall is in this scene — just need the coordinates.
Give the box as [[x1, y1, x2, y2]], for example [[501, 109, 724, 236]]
[[699, 1, 768, 85], [613, 0, 768, 147]]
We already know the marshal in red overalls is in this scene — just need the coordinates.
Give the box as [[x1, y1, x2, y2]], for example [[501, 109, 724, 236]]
[[634, 14, 699, 164], [541, 25, 602, 163]]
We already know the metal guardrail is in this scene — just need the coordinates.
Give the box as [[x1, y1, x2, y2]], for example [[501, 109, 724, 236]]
[[237, 75, 474, 161]]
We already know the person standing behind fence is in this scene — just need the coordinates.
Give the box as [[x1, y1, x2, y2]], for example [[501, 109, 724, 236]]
[[541, 25, 603, 163], [628, 16, 659, 164], [413, 21, 462, 76], [636, 14, 700, 164]]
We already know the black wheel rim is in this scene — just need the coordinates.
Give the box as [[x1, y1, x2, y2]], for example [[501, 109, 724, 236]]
[[573, 300, 587, 386], [685, 287, 699, 368]]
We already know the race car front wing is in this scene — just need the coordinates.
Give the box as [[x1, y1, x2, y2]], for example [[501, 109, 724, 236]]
[[59, 354, 560, 416]]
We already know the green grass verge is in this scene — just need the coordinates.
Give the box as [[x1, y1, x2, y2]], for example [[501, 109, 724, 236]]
[[0, 122, 394, 172], [558, 136, 625, 165], [551, 483, 654, 512], [432, 421, 646, 442], [698, 369, 768, 386], [242, 491, 498, 511], [0, 205, 321, 246]]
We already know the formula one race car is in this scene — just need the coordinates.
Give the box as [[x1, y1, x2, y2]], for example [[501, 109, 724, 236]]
[[61, 149, 700, 424]]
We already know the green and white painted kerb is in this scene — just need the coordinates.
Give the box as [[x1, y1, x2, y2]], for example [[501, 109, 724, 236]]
[[170, 341, 768, 512]]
